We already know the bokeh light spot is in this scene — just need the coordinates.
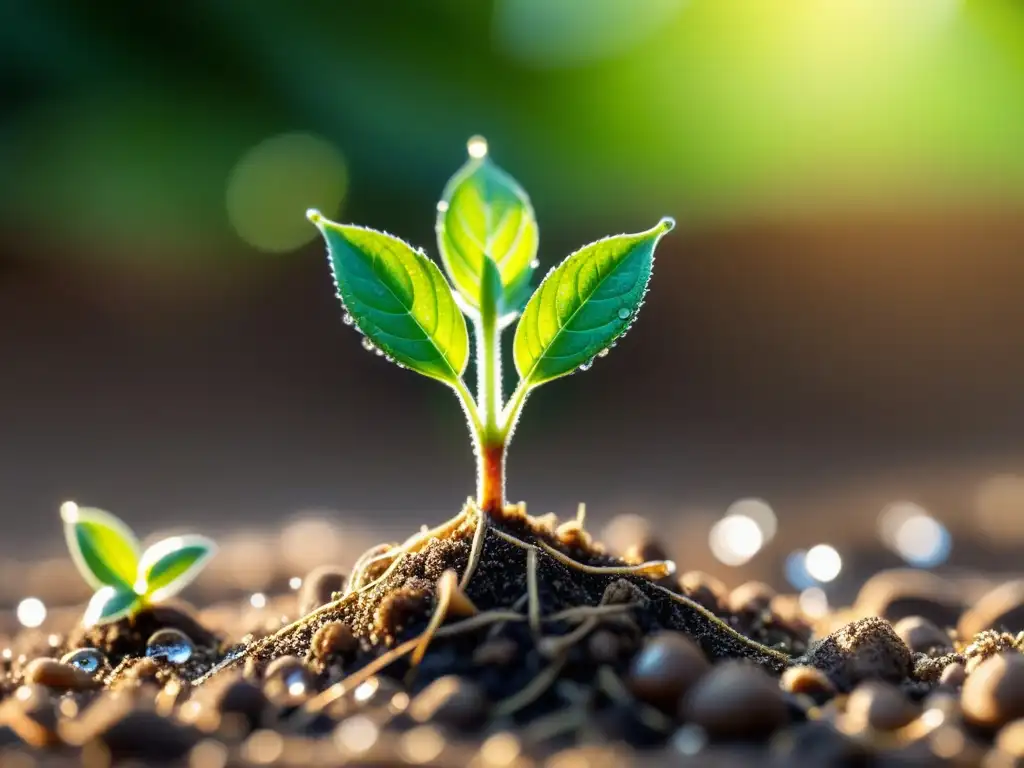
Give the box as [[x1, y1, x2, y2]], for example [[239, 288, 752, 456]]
[[725, 498, 777, 542], [805, 544, 842, 583], [893, 514, 951, 567], [709, 514, 763, 566], [227, 132, 347, 253], [17, 597, 47, 628], [799, 587, 829, 619]]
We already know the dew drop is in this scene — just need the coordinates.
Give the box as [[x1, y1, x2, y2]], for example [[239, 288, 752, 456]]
[[579, 359, 593, 372], [617, 308, 631, 320], [285, 668, 309, 697], [145, 628, 194, 665], [361, 337, 375, 352], [529, 259, 540, 269], [598, 348, 611, 358], [374, 347, 385, 357], [436, 200, 449, 213], [60, 647, 106, 675], [467, 135, 489, 159], [342, 313, 354, 326]]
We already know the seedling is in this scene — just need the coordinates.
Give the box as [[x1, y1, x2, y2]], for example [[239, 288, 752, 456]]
[[307, 136, 673, 519], [60, 501, 217, 627]]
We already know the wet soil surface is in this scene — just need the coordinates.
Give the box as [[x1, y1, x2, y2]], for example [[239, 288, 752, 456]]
[[1, 505, 1023, 766]]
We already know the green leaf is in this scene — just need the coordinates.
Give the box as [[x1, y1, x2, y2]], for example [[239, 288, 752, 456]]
[[308, 212, 470, 386], [136, 535, 217, 602], [436, 139, 538, 312], [61, 503, 140, 592], [513, 218, 674, 388], [83, 585, 141, 627]]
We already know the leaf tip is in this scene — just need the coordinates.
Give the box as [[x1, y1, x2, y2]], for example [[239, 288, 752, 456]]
[[306, 208, 324, 225], [60, 500, 80, 524], [657, 216, 676, 234], [466, 135, 489, 160]]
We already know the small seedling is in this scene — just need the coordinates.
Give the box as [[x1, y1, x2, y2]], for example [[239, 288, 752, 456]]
[[60, 501, 217, 627], [308, 136, 673, 519]]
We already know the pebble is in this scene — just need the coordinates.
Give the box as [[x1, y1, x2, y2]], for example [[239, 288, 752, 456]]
[[780, 665, 835, 702], [22, 658, 99, 691], [727, 581, 776, 616], [677, 571, 727, 614], [962, 653, 1024, 730], [893, 616, 951, 654], [4, 685, 59, 747], [959, 580, 1024, 639], [845, 680, 919, 731], [681, 661, 788, 741], [216, 678, 270, 732], [771, 720, 871, 765], [298, 565, 348, 617], [310, 621, 358, 662], [626, 631, 709, 711], [408, 676, 489, 730], [853, 569, 964, 627], [97, 710, 199, 761], [940, 661, 967, 688], [803, 617, 912, 692], [997, 719, 1024, 758]]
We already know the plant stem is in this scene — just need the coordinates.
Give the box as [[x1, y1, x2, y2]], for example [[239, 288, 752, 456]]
[[475, 293, 505, 516]]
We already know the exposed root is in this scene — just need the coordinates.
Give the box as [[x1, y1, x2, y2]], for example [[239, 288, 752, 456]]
[[527, 547, 541, 636], [410, 570, 458, 667], [537, 539, 675, 580]]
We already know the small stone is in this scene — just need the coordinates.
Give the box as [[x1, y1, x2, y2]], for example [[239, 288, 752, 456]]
[[853, 569, 964, 627], [940, 662, 967, 688], [217, 678, 269, 731], [408, 676, 488, 730], [682, 661, 788, 741], [780, 665, 835, 702], [98, 710, 199, 760], [997, 719, 1024, 758], [914, 652, 965, 682], [962, 653, 1024, 730], [626, 631, 709, 711], [803, 617, 913, 692], [263, 656, 313, 704], [310, 621, 358, 662], [845, 680, 919, 731], [727, 581, 776, 615], [893, 616, 951, 654], [959, 580, 1024, 639], [677, 571, 727, 614], [298, 565, 348, 617], [2, 685, 59, 747], [22, 658, 100, 691]]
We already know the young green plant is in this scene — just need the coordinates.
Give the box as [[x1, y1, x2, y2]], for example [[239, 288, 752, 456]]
[[307, 136, 673, 519], [60, 501, 217, 627]]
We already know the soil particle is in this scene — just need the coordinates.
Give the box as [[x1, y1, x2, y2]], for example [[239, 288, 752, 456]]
[[681, 661, 788, 741], [894, 616, 952, 654], [963, 630, 1024, 673], [21, 657, 100, 691], [845, 680, 919, 731], [297, 565, 348, 617], [309, 621, 358, 664], [677, 570, 728, 615], [626, 631, 709, 711], [802, 617, 912, 692], [780, 665, 835, 702], [962, 653, 1024, 730]]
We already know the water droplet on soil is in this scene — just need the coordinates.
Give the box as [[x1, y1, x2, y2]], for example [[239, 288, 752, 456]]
[[617, 308, 631, 320], [60, 648, 106, 674], [145, 629, 194, 664]]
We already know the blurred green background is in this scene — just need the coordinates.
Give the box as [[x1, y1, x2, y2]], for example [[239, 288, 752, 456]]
[[3, 0, 1024, 609]]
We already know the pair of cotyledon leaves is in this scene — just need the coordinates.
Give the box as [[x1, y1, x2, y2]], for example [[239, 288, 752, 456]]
[[61, 503, 216, 626], [308, 144, 674, 391]]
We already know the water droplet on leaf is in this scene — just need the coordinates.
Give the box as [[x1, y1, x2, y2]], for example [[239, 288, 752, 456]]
[[145, 629, 194, 665], [361, 337, 375, 352], [60, 648, 106, 674], [617, 308, 631, 320], [579, 359, 594, 372], [342, 313, 354, 326], [436, 201, 449, 213], [598, 348, 610, 358], [467, 135, 489, 159], [529, 259, 540, 269]]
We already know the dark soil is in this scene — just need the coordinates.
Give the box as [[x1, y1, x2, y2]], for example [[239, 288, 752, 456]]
[[1, 504, 1023, 766]]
